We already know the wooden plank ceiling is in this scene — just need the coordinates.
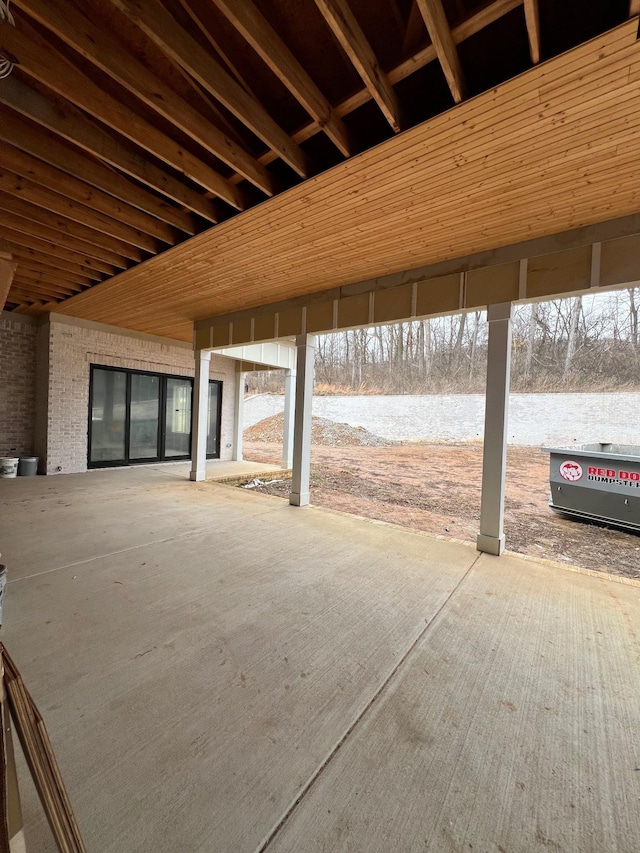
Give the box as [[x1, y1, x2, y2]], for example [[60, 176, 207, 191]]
[[0, 0, 637, 339]]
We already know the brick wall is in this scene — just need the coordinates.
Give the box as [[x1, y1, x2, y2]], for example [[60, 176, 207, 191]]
[[0, 313, 37, 457], [42, 315, 237, 474]]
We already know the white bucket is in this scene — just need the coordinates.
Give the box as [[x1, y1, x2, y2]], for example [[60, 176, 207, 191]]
[[0, 458, 19, 479]]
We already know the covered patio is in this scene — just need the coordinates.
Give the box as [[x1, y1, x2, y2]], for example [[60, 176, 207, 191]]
[[2, 467, 639, 851], [1, 2, 640, 850]]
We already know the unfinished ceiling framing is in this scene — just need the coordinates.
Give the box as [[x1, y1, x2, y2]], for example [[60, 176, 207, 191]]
[[0, 0, 637, 334]]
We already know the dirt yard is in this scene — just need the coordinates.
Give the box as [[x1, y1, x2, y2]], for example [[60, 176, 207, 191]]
[[239, 414, 640, 580]]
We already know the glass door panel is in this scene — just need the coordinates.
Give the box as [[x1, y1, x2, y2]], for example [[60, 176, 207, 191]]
[[89, 368, 127, 463], [206, 381, 221, 458], [164, 377, 192, 458], [130, 373, 160, 459]]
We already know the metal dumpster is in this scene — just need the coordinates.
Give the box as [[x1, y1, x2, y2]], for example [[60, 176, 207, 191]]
[[542, 444, 640, 532]]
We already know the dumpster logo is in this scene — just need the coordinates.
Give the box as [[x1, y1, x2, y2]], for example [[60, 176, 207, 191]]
[[559, 460, 583, 481]]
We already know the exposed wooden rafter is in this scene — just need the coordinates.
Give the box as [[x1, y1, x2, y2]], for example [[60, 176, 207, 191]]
[[314, 0, 403, 133], [0, 193, 146, 263], [0, 145, 179, 244], [416, 0, 466, 102], [402, 1, 425, 55], [0, 112, 196, 232], [5, 243, 105, 281], [6, 215, 129, 269], [0, 170, 163, 252], [12, 267, 86, 293], [110, 0, 311, 178], [13, 259, 92, 288], [1, 0, 632, 314], [0, 77, 221, 221], [1, 228, 117, 276], [211, 0, 352, 157], [1, 23, 232, 216], [54, 21, 640, 341], [271, 0, 521, 157], [13, 0, 275, 196], [524, 0, 541, 64]]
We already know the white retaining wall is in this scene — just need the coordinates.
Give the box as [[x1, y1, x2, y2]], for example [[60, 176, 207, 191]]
[[244, 393, 640, 447]]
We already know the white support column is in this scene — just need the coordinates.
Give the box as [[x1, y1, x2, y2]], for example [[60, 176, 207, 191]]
[[233, 368, 246, 461], [282, 368, 296, 469], [289, 335, 316, 507], [477, 302, 513, 556], [190, 349, 211, 482]]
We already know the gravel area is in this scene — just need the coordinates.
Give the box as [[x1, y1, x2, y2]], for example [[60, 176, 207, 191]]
[[245, 413, 394, 447]]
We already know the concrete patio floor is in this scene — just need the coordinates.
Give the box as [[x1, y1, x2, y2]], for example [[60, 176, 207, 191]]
[[0, 466, 639, 852]]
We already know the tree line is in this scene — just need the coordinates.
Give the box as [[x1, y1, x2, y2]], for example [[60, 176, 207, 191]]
[[249, 287, 640, 395]]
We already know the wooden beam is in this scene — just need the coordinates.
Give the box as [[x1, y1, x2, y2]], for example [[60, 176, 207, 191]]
[[12, 269, 84, 294], [5, 214, 129, 269], [243, 0, 520, 164], [104, 0, 254, 151], [12, 301, 63, 314], [0, 194, 146, 263], [403, 1, 425, 54], [0, 145, 179, 244], [0, 25, 229, 217], [0, 78, 219, 222], [11, 258, 92, 288], [10, 286, 74, 306], [9, 283, 68, 302], [15, 0, 275, 196], [524, 0, 541, 64], [14, 266, 92, 291], [176, 0, 261, 98], [211, 0, 352, 157], [631, 0, 640, 16], [111, 0, 310, 178], [0, 170, 163, 252], [5, 243, 104, 281], [0, 228, 117, 276], [416, 0, 466, 102], [314, 0, 403, 133], [0, 113, 196, 234]]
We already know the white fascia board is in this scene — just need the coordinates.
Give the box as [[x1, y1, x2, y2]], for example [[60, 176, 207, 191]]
[[212, 342, 296, 370]]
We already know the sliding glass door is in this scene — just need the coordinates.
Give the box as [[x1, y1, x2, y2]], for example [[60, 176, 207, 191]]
[[130, 373, 161, 460], [89, 368, 127, 464], [89, 366, 222, 468], [164, 377, 192, 458], [207, 380, 222, 458]]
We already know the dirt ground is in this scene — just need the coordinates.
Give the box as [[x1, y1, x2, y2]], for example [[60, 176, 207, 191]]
[[240, 415, 640, 580]]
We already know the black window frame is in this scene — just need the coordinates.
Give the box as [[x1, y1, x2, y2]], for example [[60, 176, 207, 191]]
[[207, 379, 223, 460], [88, 365, 222, 468]]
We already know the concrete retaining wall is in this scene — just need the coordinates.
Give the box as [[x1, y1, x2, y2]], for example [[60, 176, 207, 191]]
[[244, 392, 640, 446]]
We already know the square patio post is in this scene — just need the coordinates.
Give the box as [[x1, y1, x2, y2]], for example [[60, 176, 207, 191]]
[[289, 335, 316, 506], [233, 367, 246, 461], [282, 367, 296, 469], [477, 302, 513, 555], [190, 349, 211, 482]]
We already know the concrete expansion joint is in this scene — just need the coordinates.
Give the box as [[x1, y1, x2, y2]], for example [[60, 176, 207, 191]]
[[255, 555, 481, 853], [6, 529, 201, 583]]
